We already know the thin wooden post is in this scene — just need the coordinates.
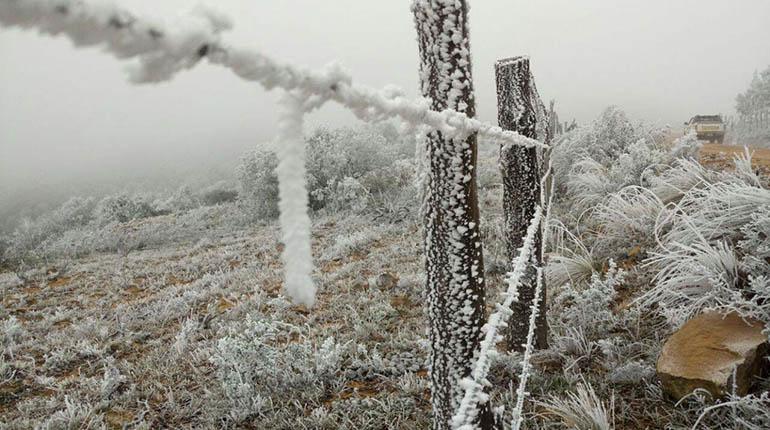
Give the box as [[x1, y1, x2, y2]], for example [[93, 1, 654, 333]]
[[495, 56, 549, 352]]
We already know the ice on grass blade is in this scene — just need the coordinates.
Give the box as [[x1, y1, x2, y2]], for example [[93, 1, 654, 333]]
[[536, 381, 614, 430]]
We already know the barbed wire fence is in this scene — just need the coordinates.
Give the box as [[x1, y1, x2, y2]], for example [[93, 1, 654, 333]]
[[0, 1, 551, 428]]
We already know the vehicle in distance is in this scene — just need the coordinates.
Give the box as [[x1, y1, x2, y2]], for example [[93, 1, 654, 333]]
[[684, 115, 725, 143]]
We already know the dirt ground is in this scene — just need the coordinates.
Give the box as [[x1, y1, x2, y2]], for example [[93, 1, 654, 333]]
[[700, 143, 770, 176]]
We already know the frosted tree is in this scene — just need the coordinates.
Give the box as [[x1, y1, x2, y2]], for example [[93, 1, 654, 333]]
[[412, 1, 494, 429], [495, 56, 550, 351]]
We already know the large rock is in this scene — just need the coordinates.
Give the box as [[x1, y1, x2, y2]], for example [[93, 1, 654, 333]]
[[657, 311, 769, 400]]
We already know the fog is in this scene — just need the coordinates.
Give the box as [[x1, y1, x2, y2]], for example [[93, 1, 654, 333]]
[[2, 0, 770, 225]]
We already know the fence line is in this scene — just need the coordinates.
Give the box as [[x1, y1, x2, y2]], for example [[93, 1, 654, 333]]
[[510, 266, 544, 430], [0, 0, 547, 150], [1, 0, 550, 307], [451, 205, 544, 430]]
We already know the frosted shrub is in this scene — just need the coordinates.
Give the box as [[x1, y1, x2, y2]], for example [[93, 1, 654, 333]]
[[552, 106, 665, 199], [648, 157, 716, 204], [553, 262, 626, 340], [740, 206, 770, 277], [199, 181, 238, 206], [40, 396, 104, 430], [668, 131, 702, 160], [545, 220, 599, 288], [237, 125, 416, 220], [238, 149, 279, 220], [3, 196, 96, 264], [94, 194, 157, 226], [1, 316, 25, 357], [210, 315, 345, 424], [325, 176, 370, 213], [154, 185, 200, 214]]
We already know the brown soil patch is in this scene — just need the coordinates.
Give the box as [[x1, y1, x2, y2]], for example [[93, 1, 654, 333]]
[[700, 143, 770, 176]]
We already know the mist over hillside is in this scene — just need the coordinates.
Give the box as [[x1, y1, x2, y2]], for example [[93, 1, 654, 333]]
[[1, 1, 769, 429]]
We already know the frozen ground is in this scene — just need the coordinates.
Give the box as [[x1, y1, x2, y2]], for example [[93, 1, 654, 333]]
[[2, 114, 769, 429]]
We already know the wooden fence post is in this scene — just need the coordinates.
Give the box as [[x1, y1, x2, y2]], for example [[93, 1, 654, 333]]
[[495, 56, 549, 352], [413, 1, 495, 429]]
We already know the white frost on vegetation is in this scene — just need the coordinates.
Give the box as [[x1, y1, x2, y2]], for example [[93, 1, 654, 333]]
[[451, 206, 543, 430]]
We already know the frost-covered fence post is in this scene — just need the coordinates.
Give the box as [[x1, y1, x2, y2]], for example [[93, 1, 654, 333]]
[[495, 56, 549, 351], [412, 1, 494, 429]]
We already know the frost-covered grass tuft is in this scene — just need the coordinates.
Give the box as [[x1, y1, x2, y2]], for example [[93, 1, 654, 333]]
[[537, 382, 614, 430]]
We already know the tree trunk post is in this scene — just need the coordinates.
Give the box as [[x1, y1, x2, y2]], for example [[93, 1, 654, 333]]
[[495, 56, 549, 352], [412, 1, 495, 429]]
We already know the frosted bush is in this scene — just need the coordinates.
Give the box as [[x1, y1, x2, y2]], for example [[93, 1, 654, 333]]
[[552, 106, 665, 198], [237, 148, 280, 220], [94, 194, 157, 226], [3, 196, 96, 264], [172, 318, 198, 356], [99, 360, 126, 399], [40, 396, 104, 430], [739, 206, 770, 277], [552, 261, 626, 340], [325, 176, 370, 213], [320, 225, 387, 261], [545, 220, 599, 288], [154, 185, 200, 213], [2, 316, 25, 356], [237, 125, 416, 220], [210, 315, 346, 424], [684, 391, 770, 430], [668, 131, 702, 160], [199, 181, 238, 206]]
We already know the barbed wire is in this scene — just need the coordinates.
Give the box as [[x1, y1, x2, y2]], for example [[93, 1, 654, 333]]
[[0, 0, 548, 150], [451, 205, 544, 430]]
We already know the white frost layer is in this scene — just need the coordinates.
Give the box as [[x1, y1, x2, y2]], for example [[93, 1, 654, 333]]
[[275, 93, 315, 307], [451, 205, 544, 430], [0, 0, 546, 150]]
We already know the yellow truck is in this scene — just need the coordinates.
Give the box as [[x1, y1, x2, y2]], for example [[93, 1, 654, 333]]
[[684, 115, 725, 144]]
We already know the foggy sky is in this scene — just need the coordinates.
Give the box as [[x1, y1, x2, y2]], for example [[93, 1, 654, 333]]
[[2, 0, 770, 203]]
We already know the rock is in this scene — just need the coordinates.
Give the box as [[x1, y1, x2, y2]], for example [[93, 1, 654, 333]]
[[657, 311, 769, 400]]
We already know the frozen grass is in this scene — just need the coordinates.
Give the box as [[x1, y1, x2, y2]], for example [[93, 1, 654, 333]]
[[2, 111, 768, 428], [537, 382, 614, 430]]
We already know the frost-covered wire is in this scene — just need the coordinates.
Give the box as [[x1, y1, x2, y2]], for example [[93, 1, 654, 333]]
[[0, 0, 547, 150], [274, 92, 315, 307], [451, 206, 543, 430], [510, 265, 544, 430]]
